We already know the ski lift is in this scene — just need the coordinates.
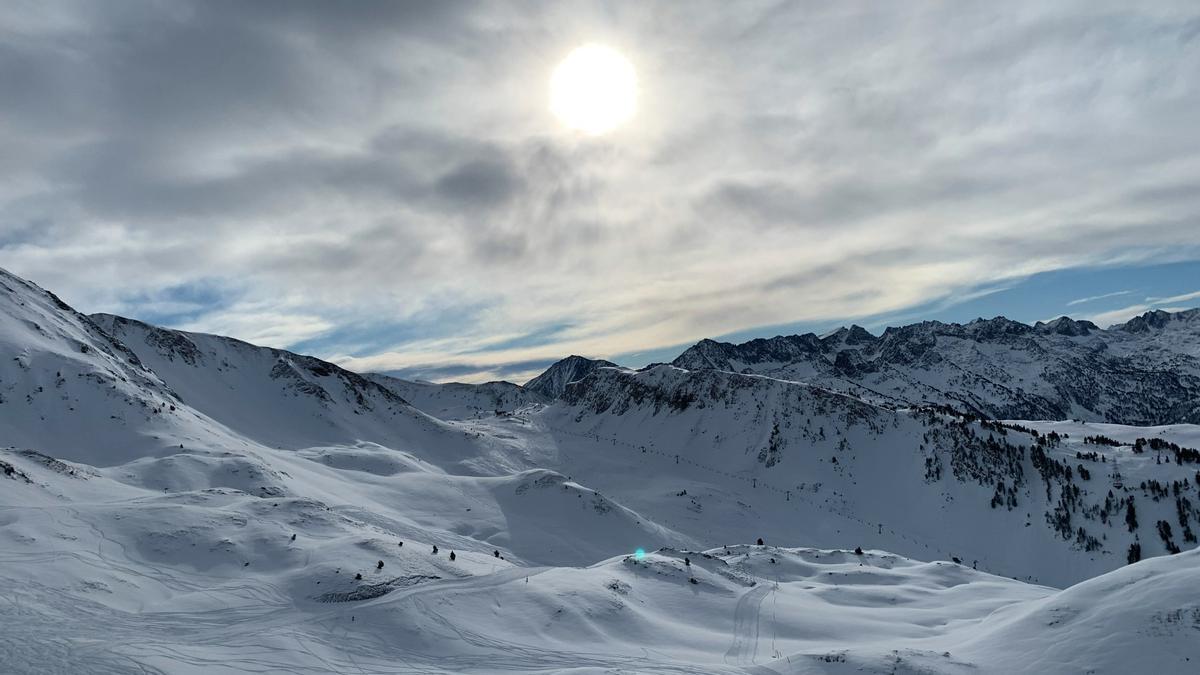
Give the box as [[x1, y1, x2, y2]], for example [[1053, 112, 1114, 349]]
[[1110, 457, 1124, 489]]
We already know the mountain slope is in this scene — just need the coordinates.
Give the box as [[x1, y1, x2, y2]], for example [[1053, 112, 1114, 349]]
[[528, 364, 1200, 586], [0, 269, 247, 464], [90, 313, 499, 471]]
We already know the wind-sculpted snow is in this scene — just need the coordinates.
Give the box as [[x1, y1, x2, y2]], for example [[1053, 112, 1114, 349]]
[[669, 312, 1200, 425]]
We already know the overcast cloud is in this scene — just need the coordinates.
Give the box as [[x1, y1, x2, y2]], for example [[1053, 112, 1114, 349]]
[[3, 1, 1200, 382]]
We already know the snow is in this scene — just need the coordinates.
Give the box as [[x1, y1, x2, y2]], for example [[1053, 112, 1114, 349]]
[[2, 266, 1200, 673]]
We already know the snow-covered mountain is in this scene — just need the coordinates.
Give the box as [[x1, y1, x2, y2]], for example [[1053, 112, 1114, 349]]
[[523, 354, 618, 398], [91, 314, 454, 451], [2, 266, 1199, 673], [670, 313, 1200, 425]]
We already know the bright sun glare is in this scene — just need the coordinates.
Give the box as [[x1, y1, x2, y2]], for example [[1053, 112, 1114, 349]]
[[550, 44, 637, 135]]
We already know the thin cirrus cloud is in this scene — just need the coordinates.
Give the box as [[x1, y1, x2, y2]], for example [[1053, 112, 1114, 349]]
[[1082, 289, 1200, 328], [2, 1, 1200, 382], [1066, 290, 1132, 307]]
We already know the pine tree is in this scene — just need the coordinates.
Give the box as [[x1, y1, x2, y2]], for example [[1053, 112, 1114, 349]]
[[449, 551, 456, 561], [1126, 542, 1141, 564]]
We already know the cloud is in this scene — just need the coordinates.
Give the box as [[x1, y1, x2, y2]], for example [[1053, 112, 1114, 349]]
[[1079, 288, 1200, 327], [1147, 289, 1200, 305], [1084, 304, 1156, 328], [178, 305, 336, 350], [434, 157, 523, 209], [3, 1, 1200, 381], [1066, 290, 1132, 306], [372, 358, 556, 385]]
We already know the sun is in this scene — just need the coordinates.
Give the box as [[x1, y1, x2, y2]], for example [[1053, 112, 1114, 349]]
[[550, 44, 637, 135]]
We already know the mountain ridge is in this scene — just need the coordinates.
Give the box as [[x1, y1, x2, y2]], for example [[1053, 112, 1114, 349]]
[[667, 310, 1200, 425]]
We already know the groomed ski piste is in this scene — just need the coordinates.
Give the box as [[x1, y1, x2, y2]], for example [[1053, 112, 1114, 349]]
[[3, 267, 1200, 673]]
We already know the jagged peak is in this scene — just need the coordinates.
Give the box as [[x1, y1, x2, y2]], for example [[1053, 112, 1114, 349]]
[[821, 324, 877, 345], [671, 332, 825, 371], [1033, 316, 1099, 336], [879, 319, 950, 337], [1116, 307, 1200, 333], [963, 315, 1030, 334]]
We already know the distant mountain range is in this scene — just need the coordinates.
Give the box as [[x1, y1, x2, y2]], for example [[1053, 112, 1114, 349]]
[[505, 307, 1200, 428], [663, 311, 1200, 425]]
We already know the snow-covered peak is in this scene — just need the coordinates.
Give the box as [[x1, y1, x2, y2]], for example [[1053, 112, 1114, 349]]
[[523, 354, 619, 398], [1033, 316, 1100, 336], [1116, 307, 1200, 333], [821, 323, 877, 346]]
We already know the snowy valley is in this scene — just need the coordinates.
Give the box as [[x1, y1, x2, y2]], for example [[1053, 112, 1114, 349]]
[[2, 267, 1200, 674]]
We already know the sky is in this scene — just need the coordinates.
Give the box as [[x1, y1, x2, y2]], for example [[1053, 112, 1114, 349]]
[[2, 1, 1200, 384]]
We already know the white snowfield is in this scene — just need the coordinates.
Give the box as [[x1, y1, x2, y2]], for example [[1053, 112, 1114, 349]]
[[2, 267, 1200, 673]]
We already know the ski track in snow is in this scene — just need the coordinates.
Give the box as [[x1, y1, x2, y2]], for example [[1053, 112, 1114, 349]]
[[724, 583, 771, 666]]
